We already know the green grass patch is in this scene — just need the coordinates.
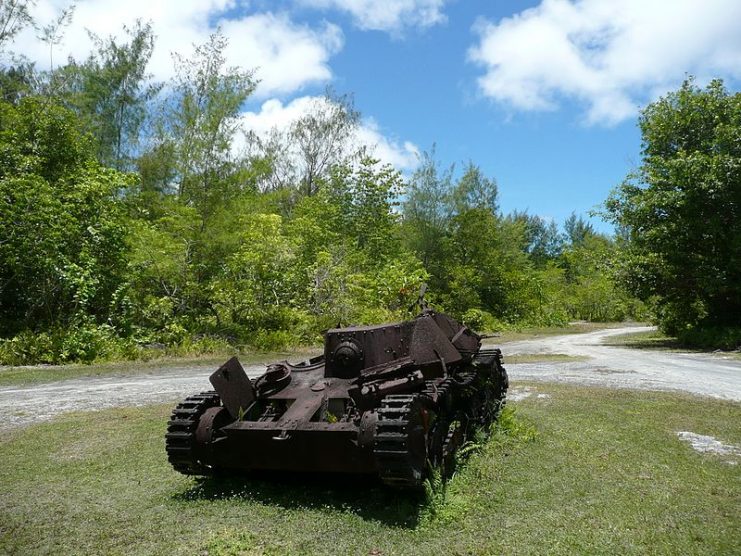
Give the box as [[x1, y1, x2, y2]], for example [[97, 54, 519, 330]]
[[1, 384, 738, 555], [495, 322, 646, 344], [604, 330, 741, 360], [0, 348, 321, 388], [603, 330, 688, 350]]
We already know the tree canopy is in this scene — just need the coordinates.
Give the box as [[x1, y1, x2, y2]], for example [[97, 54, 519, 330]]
[[605, 79, 740, 336], [0, 20, 646, 364]]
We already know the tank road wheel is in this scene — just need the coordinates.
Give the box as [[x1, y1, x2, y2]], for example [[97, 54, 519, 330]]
[[422, 379, 461, 480], [165, 391, 223, 475], [440, 412, 465, 477], [427, 409, 465, 479], [374, 395, 431, 489], [471, 352, 509, 427]]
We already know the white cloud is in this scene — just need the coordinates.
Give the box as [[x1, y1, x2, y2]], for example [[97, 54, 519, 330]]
[[468, 0, 741, 125], [355, 119, 420, 171], [14, 1, 342, 96], [241, 96, 420, 170], [298, 0, 447, 33]]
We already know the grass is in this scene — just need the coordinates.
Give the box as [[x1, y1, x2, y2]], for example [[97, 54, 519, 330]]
[[503, 353, 588, 364], [604, 330, 741, 360], [0, 348, 321, 388], [493, 321, 646, 344], [1, 383, 738, 555], [604, 330, 699, 351]]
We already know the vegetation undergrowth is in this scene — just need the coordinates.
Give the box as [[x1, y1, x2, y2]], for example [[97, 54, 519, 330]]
[[423, 406, 537, 519], [1, 383, 738, 555], [674, 326, 741, 351]]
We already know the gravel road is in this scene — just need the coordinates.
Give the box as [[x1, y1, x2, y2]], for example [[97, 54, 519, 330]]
[[1, 326, 739, 429], [489, 326, 741, 401]]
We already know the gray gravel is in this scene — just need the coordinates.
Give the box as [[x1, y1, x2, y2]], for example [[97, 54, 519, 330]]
[[1, 326, 739, 430], [490, 326, 741, 401], [0, 362, 269, 429]]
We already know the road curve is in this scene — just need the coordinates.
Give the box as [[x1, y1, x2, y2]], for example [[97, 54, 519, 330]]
[[1, 326, 739, 429], [490, 326, 741, 401]]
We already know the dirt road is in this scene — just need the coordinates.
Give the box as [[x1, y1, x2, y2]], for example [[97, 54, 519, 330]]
[[490, 326, 741, 401], [1, 326, 739, 429]]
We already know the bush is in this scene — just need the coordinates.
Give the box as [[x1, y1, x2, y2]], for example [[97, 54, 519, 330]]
[[461, 308, 498, 332], [250, 329, 297, 351], [0, 323, 135, 365], [674, 326, 741, 351], [0, 331, 57, 365]]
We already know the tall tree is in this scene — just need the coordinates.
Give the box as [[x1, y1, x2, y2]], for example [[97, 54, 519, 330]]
[[290, 91, 360, 196], [0, 62, 36, 103], [452, 161, 499, 214], [0, 0, 34, 54], [402, 148, 453, 275], [61, 20, 159, 169], [507, 211, 564, 265], [563, 212, 595, 246], [605, 78, 741, 333], [163, 30, 257, 212]]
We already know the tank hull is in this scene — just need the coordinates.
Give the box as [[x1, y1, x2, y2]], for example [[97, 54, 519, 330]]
[[165, 310, 508, 488]]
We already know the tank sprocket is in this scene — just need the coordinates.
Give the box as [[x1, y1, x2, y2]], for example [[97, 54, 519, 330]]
[[165, 391, 221, 475]]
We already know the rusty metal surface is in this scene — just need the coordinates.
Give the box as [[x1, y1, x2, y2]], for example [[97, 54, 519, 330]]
[[166, 303, 509, 489], [209, 357, 255, 419]]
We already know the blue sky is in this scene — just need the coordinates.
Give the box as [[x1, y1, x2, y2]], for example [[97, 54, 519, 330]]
[[15, 0, 741, 233], [318, 1, 644, 229]]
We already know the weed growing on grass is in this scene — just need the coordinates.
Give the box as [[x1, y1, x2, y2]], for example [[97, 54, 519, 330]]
[[492, 405, 538, 443], [204, 529, 288, 556], [422, 406, 538, 522]]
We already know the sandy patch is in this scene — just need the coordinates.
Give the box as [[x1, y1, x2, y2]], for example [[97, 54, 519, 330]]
[[676, 431, 741, 464], [508, 387, 551, 402]]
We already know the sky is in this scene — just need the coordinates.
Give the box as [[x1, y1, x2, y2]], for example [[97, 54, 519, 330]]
[[13, 0, 741, 233]]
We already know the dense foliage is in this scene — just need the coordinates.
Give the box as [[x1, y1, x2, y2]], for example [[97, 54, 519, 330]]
[[0, 20, 644, 364], [605, 79, 740, 346]]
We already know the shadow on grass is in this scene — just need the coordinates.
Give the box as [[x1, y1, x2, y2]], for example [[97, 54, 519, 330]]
[[609, 337, 733, 353], [615, 338, 686, 350], [172, 471, 424, 528]]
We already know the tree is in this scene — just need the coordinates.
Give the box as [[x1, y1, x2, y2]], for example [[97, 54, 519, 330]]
[[605, 78, 741, 333], [0, 62, 36, 103], [402, 148, 454, 280], [0, 97, 130, 336], [163, 30, 257, 212], [563, 212, 595, 246], [36, 4, 74, 71], [0, 0, 34, 54], [60, 20, 160, 170], [290, 91, 360, 196], [507, 211, 564, 265], [452, 161, 499, 214], [328, 156, 403, 255]]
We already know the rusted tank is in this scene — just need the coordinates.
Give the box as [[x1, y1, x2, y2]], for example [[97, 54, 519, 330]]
[[165, 305, 508, 488]]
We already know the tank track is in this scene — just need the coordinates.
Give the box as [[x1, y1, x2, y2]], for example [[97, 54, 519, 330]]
[[425, 379, 465, 477], [165, 391, 220, 475], [374, 395, 427, 489], [374, 379, 456, 489], [373, 354, 508, 488], [472, 349, 509, 425]]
